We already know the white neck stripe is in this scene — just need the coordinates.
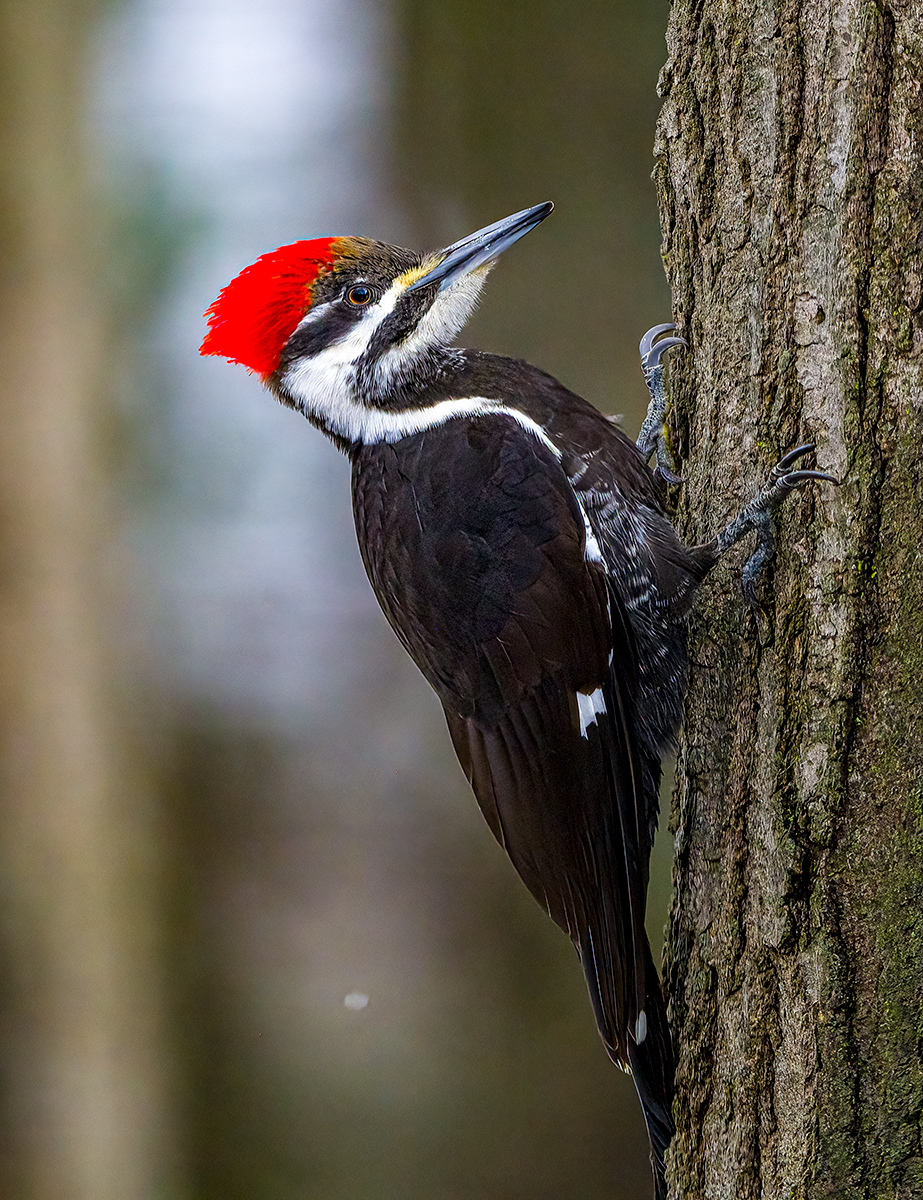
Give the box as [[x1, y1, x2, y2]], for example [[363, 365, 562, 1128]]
[[355, 398, 562, 454], [281, 366, 562, 456]]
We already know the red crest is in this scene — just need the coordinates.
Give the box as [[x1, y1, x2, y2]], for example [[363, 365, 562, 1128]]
[[200, 238, 340, 377]]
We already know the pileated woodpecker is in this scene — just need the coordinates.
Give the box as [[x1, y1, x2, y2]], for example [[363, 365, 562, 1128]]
[[201, 203, 835, 1197]]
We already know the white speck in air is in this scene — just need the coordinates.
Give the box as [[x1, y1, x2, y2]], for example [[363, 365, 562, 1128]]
[[343, 992, 369, 1010]]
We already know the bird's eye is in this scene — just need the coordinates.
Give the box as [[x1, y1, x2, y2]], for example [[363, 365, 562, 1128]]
[[346, 285, 373, 306]]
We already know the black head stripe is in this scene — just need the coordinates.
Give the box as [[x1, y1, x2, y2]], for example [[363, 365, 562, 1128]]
[[277, 304, 357, 368], [361, 287, 433, 365]]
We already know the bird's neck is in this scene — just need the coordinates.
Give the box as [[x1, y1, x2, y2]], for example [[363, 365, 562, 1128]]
[[356, 343, 466, 409], [275, 342, 471, 449]]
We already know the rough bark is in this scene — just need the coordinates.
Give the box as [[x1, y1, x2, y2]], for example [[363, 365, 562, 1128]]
[[654, 2, 923, 1196]]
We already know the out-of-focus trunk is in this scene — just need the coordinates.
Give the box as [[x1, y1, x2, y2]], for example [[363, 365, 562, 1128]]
[[655, 2, 923, 1195], [0, 3, 175, 1197]]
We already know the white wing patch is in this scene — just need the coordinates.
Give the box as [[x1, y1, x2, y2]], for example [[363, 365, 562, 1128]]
[[577, 687, 607, 737], [576, 502, 604, 564]]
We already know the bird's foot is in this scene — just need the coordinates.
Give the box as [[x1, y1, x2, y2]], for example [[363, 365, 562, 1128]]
[[713, 444, 839, 609], [637, 323, 686, 483]]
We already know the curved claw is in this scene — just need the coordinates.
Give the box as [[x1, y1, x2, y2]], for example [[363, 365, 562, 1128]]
[[643, 337, 687, 372], [655, 464, 684, 485], [778, 469, 840, 489], [775, 443, 817, 471], [637, 322, 686, 476], [639, 322, 676, 359], [654, 432, 683, 483], [770, 444, 840, 492], [713, 442, 839, 577]]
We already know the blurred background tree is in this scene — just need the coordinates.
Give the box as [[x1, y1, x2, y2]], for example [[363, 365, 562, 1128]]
[[0, 0, 673, 1197], [0, 2, 176, 1198]]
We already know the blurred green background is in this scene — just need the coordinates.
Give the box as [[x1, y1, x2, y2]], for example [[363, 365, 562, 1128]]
[[0, 0, 672, 1196]]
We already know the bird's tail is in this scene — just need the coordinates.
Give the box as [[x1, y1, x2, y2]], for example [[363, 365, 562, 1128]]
[[580, 928, 675, 1199], [626, 940, 675, 1200]]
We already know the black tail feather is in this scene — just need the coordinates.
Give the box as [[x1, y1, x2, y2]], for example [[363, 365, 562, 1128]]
[[580, 931, 675, 1199], [626, 942, 675, 1200]]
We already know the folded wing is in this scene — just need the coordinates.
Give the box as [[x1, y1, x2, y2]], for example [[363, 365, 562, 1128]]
[[353, 411, 653, 1063]]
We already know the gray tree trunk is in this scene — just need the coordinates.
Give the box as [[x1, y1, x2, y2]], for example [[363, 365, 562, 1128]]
[[654, 2, 923, 1197]]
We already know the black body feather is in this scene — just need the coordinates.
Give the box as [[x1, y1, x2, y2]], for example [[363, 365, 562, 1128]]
[[350, 354, 706, 1193]]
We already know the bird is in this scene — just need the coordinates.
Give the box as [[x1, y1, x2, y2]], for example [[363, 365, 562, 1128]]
[[200, 202, 836, 1197]]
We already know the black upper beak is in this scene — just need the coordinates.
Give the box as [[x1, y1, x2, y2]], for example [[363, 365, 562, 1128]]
[[406, 202, 554, 293]]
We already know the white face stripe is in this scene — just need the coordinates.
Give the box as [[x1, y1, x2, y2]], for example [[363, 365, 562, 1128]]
[[292, 273, 406, 351], [293, 300, 333, 330], [292, 269, 476, 368], [577, 687, 607, 737], [281, 269, 492, 433], [281, 278, 407, 438]]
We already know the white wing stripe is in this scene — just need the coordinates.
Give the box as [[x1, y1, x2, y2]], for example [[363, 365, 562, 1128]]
[[577, 687, 607, 737]]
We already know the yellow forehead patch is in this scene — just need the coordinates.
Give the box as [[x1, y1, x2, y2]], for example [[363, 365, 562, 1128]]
[[396, 255, 494, 291], [397, 255, 445, 289]]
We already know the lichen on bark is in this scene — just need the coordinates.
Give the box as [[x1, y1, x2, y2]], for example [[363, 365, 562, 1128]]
[[653, 1, 923, 1196]]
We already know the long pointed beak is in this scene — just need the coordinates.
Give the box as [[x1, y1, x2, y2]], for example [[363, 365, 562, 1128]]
[[406, 202, 554, 293]]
